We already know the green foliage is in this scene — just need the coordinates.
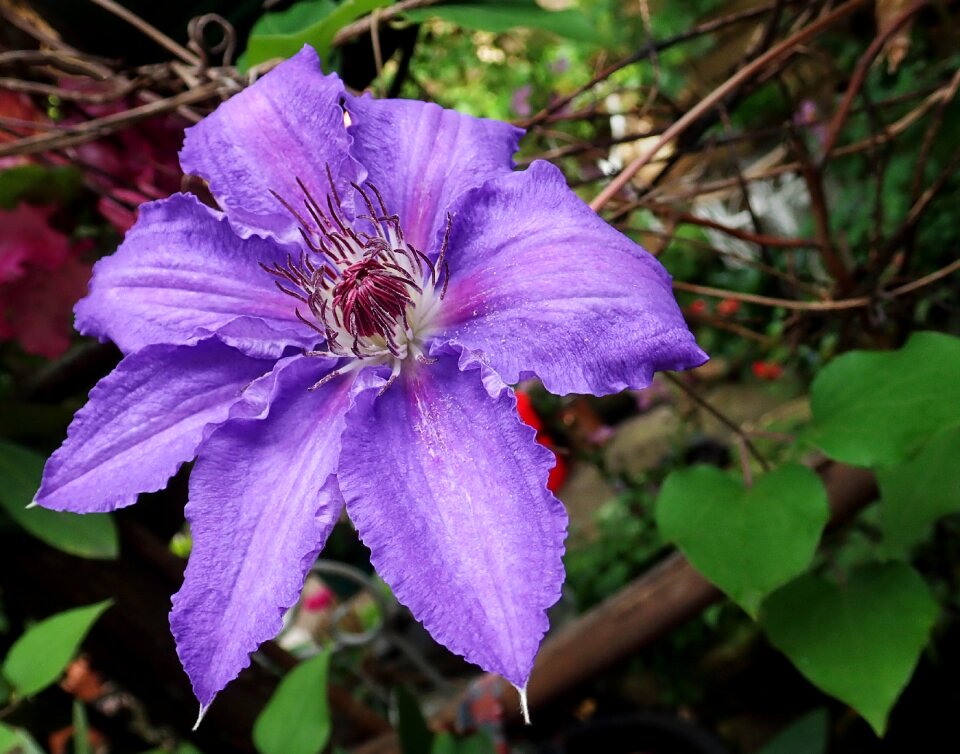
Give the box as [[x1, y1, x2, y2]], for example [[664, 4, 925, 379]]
[[757, 708, 828, 754], [397, 0, 627, 121], [656, 463, 830, 616], [761, 563, 938, 736], [403, 1, 607, 44], [809, 332, 960, 467], [391, 685, 494, 753], [73, 699, 91, 754], [243, 0, 391, 69], [826, 55, 960, 263], [0, 723, 44, 754], [565, 490, 662, 610], [876, 425, 960, 555], [1, 600, 112, 698], [394, 686, 433, 754], [253, 649, 332, 754], [0, 165, 82, 209], [0, 439, 118, 560]]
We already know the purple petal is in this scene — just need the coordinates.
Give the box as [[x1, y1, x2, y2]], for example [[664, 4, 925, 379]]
[[180, 47, 359, 242], [435, 161, 707, 396], [171, 356, 356, 708], [345, 94, 522, 252], [338, 355, 567, 687], [75, 194, 316, 358], [36, 340, 272, 513]]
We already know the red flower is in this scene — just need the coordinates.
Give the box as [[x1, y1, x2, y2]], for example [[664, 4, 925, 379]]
[[515, 390, 568, 492]]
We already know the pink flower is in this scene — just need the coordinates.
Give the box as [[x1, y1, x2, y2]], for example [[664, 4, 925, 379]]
[[0, 204, 91, 358]]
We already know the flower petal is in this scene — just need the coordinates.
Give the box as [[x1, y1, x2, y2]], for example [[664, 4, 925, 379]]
[[171, 356, 355, 708], [180, 46, 359, 242], [75, 194, 316, 358], [436, 161, 707, 396], [345, 93, 522, 251], [36, 340, 272, 513], [338, 355, 567, 687]]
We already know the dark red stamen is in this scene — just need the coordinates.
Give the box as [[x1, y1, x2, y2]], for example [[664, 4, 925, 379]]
[[332, 257, 416, 339]]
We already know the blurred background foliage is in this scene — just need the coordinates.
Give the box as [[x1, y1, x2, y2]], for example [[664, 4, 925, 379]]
[[1, 0, 959, 752]]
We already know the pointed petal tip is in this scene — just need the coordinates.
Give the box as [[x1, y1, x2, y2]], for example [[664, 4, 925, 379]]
[[515, 683, 531, 725], [193, 704, 209, 731], [25, 499, 38, 510]]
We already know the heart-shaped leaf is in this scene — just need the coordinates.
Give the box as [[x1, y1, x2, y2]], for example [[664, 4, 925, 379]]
[[876, 424, 960, 556], [762, 562, 938, 736], [656, 463, 829, 616], [809, 332, 960, 467]]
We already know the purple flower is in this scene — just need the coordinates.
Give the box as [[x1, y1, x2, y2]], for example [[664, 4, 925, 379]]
[[35, 47, 706, 718], [511, 84, 533, 117]]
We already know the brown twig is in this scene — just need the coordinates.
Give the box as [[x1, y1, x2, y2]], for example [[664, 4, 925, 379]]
[[521, 1, 797, 130], [332, 0, 442, 47], [0, 82, 221, 159], [789, 129, 854, 290], [663, 372, 770, 471], [818, 0, 929, 163], [87, 0, 201, 67], [589, 0, 871, 212]]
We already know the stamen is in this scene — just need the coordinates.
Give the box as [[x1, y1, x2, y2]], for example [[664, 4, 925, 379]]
[[267, 175, 453, 391], [378, 360, 403, 396], [324, 163, 342, 208], [295, 309, 327, 336]]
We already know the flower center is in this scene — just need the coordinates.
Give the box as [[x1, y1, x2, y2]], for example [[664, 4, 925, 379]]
[[263, 170, 449, 392], [332, 257, 415, 340]]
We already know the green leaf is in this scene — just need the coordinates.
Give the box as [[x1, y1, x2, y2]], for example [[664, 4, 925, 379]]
[[1, 600, 112, 698], [0, 723, 45, 754], [761, 562, 938, 736], [0, 725, 22, 754], [757, 708, 828, 754], [244, 0, 391, 69], [656, 463, 830, 616], [0, 439, 119, 560], [394, 686, 434, 754], [253, 649, 332, 754], [253, 0, 337, 36], [809, 332, 960, 467], [0, 165, 82, 209], [404, 1, 607, 43], [73, 699, 91, 754], [877, 425, 960, 555]]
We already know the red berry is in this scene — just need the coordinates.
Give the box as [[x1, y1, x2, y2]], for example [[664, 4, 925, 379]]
[[717, 298, 740, 316], [752, 361, 784, 380]]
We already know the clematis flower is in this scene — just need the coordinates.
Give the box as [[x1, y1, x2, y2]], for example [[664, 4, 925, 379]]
[[35, 47, 706, 719]]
